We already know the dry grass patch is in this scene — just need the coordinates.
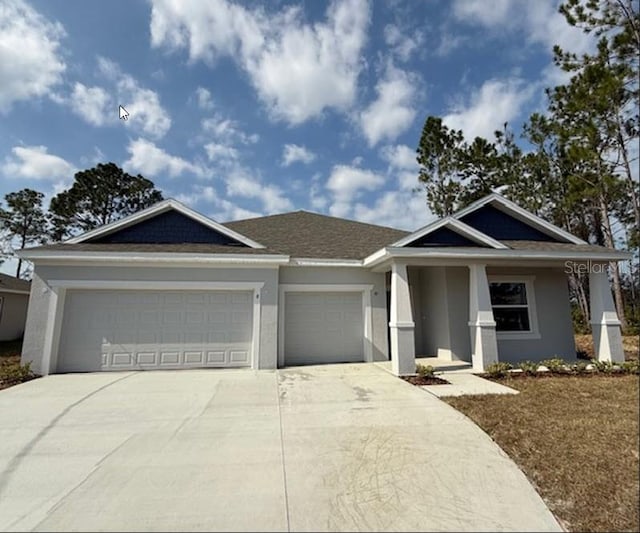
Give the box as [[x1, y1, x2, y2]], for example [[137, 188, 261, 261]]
[[445, 376, 639, 532], [575, 334, 639, 361], [0, 340, 36, 390]]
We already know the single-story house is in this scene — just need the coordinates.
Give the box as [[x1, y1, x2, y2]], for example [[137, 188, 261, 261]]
[[0, 273, 31, 342], [18, 193, 629, 376]]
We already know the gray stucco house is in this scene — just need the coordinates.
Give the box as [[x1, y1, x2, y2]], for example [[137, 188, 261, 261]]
[[0, 273, 30, 342], [18, 193, 629, 376]]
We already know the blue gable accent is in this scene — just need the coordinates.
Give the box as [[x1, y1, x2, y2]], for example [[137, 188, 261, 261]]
[[460, 205, 558, 242], [90, 210, 247, 245], [408, 226, 486, 247]]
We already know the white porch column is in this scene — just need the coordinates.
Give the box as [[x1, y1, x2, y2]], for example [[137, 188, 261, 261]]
[[389, 262, 415, 375], [589, 269, 624, 363], [468, 264, 499, 372]]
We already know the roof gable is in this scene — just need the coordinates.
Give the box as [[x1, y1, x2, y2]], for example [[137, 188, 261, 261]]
[[390, 218, 507, 249], [68, 199, 264, 248], [459, 204, 558, 242], [89, 210, 247, 245], [452, 193, 586, 244], [409, 226, 488, 247]]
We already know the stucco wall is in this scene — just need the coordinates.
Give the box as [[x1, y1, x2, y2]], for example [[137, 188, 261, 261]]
[[279, 267, 389, 362], [409, 265, 574, 364], [21, 264, 279, 372], [487, 266, 576, 363], [21, 273, 51, 374], [0, 291, 29, 342], [412, 267, 470, 362]]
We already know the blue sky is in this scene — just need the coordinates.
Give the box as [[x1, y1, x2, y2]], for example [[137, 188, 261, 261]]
[[1, 0, 593, 233]]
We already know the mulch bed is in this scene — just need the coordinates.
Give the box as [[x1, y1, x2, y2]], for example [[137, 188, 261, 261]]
[[402, 375, 450, 386]]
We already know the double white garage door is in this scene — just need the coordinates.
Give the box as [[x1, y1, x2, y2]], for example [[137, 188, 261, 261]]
[[57, 290, 254, 372], [56, 288, 366, 372]]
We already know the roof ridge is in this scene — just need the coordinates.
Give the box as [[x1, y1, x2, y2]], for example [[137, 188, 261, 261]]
[[224, 209, 410, 234]]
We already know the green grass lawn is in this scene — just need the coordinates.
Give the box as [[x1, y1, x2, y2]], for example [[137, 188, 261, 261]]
[[445, 375, 639, 532]]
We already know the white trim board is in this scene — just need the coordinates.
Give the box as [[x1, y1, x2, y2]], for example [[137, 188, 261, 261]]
[[363, 246, 631, 268], [65, 198, 265, 249], [17, 250, 289, 266], [277, 283, 374, 368], [0, 288, 30, 295]]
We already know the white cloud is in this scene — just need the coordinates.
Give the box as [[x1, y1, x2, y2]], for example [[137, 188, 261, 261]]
[[282, 144, 316, 167], [97, 57, 171, 139], [123, 138, 206, 178], [452, 0, 593, 56], [69, 83, 112, 126], [225, 167, 292, 213], [360, 64, 417, 147], [326, 164, 384, 217], [383, 23, 424, 62], [0, 0, 66, 110], [443, 78, 535, 141], [201, 114, 259, 145], [352, 190, 432, 230], [380, 144, 419, 190], [2, 145, 75, 181], [174, 184, 261, 221], [204, 142, 239, 162], [195, 87, 215, 110], [150, 0, 371, 124]]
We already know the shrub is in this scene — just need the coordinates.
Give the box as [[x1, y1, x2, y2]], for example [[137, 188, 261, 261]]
[[0, 361, 36, 386], [590, 359, 617, 374], [621, 360, 639, 375], [571, 361, 590, 374], [518, 360, 539, 376], [541, 358, 568, 373], [485, 362, 513, 378], [416, 364, 435, 378]]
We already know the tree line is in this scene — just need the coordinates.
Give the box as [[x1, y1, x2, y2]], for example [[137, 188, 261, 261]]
[[416, 0, 639, 333], [0, 163, 163, 279]]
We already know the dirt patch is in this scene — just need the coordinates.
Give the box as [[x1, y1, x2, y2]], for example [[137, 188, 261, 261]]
[[402, 375, 449, 386], [445, 375, 639, 532], [575, 334, 639, 361]]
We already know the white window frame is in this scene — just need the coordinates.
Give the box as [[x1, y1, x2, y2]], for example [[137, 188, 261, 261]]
[[488, 276, 540, 340], [278, 284, 374, 367]]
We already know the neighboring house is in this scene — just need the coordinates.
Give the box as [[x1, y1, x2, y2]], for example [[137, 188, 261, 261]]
[[0, 273, 31, 342], [18, 193, 629, 376]]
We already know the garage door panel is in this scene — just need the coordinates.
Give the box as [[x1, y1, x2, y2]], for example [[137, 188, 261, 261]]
[[284, 291, 364, 366], [57, 289, 254, 372]]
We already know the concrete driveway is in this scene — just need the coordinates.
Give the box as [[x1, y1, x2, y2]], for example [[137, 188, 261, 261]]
[[0, 364, 560, 532]]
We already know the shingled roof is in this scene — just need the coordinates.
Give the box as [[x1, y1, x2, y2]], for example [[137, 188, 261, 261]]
[[224, 210, 408, 260], [0, 272, 31, 293]]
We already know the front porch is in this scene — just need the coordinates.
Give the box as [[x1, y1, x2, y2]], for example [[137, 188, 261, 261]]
[[384, 261, 626, 376]]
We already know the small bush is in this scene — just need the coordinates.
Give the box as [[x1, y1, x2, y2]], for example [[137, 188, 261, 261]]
[[590, 359, 617, 374], [485, 362, 513, 378], [542, 358, 568, 373], [571, 361, 590, 374], [0, 361, 36, 386], [621, 360, 640, 375], [518, 360, 539, 376], [416, 364, 435, 378]]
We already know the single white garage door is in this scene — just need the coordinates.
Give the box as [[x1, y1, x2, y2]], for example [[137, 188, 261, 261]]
[[57, 290, 253, 372], [284, 292, 364, 366]]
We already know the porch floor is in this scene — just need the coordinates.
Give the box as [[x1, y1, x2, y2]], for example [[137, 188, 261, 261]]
[[375, 356, 473, 374], [374, 357, 519, 397]]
